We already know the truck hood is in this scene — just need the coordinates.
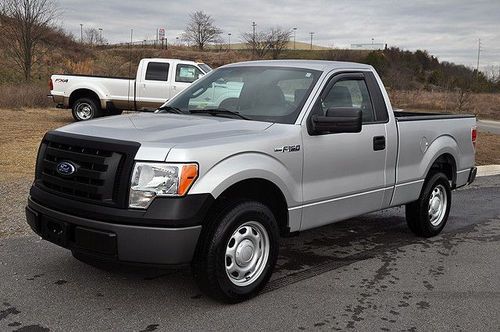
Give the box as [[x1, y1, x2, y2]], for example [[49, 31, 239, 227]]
[[56, 113, 274, 160]]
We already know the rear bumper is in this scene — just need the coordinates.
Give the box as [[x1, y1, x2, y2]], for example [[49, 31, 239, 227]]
[[48, 94, 66, 108], [26, 197, 202, 265], [468, 166, 477, 184]]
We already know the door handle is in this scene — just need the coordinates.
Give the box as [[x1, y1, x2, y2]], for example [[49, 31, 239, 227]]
[[373, 136, 386, 151]]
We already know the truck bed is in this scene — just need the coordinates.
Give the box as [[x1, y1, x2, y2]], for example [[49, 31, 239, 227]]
[[392, 111, 476, 207], [394, 110, 476, 121], [53, 73, 134, 80]]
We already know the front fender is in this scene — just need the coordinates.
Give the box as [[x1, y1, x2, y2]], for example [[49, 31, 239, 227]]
[[189, 152, 301, 208]]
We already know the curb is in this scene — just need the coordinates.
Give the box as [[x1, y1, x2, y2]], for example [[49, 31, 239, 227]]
[[477, 165, 500, 177]]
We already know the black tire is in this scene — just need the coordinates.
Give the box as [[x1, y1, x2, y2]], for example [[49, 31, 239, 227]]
[[405, 172, 451, 237], [192, 200, 279, 303], [72, 97, 102, 121]]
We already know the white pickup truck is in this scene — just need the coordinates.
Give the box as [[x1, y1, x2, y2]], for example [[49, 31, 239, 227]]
[[49, 58, 212, 121]]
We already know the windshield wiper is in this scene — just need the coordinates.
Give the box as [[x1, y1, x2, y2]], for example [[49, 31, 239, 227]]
[[189, 108, 249, 120], [156, 105, 186, 114]]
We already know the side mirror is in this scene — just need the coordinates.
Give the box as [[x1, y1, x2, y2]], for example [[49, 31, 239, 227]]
[[311, 107, 362, 134]]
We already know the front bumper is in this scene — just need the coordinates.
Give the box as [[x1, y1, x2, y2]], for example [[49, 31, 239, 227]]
[[26, 196, 204, 265]]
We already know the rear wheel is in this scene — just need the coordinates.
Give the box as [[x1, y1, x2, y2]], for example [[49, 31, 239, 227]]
[[406, 172, 451, 237], [192, 200, 279, 303], [72, 97, 102, 121]]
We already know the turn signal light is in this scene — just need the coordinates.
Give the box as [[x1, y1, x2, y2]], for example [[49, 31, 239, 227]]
[[179, 164, 199, 196]]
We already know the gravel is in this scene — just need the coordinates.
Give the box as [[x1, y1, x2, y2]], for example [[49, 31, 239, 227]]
[[0, 178, 32, 238]]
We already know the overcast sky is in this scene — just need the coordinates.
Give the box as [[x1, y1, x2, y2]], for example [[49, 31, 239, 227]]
[[58, 0, 500, 71]]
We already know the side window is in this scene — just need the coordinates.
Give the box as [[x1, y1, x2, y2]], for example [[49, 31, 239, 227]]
[[176, 64, 203, 83], [321, 79, 375, 123], [145, 62, 169, 81]]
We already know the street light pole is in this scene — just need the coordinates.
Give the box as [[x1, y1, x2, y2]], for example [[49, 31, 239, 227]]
[[309, 32, 314, 50], [80, 24, 83, 43], [228, 33, 232, 50], [252, 21, 257, 56], [293, 27, 297, 50], [98, 28, 103, 44]]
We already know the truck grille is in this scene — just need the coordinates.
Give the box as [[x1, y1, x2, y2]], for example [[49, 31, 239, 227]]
[[35, 132, 140, 208]]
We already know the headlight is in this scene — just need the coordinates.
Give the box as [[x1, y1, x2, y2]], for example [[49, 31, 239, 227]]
[[129, 162, 198, 209]]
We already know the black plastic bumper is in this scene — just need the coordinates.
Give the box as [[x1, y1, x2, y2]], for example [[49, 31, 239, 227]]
[[26, 191, 214, 265], [468, 167, 477, 184], [30, 185, 214, 228]]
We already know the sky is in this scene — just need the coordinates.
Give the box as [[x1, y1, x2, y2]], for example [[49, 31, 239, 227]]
[[58, 0, 500, 72]]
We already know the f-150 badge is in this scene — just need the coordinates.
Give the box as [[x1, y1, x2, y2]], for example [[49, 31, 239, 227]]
[[274, 145, 300, 152]]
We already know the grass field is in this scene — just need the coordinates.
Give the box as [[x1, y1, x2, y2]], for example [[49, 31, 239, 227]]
[[389, 90, 500, 121], [0, 108, 72, 182], [0, 108, 498, 183]]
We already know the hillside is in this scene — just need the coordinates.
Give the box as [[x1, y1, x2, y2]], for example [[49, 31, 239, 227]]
[[0, 19, 499, 111]]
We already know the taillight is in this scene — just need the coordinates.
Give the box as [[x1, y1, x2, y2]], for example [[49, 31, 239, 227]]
[[49, 78, 53, 91], [471, 127, 477, 149]]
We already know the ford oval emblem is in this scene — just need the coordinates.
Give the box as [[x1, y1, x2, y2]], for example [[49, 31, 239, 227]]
[[56, 161, 76, 176]]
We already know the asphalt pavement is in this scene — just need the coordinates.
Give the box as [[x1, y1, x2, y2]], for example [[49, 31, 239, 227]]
[[477, 119, 500, 134], [0, 176, 499, 331]]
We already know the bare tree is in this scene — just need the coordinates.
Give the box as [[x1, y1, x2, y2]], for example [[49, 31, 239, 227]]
[[183, 11, 222, 51], [241, 31, 270, 58], [0, 0, 57, 81], [267, 27, 292, 59], [454, 88, 472, 113], [242, 27, 291, 59], [83, 27, 105, 46]]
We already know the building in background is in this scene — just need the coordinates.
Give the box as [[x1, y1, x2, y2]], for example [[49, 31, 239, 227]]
[[350, 43, 386, 50]]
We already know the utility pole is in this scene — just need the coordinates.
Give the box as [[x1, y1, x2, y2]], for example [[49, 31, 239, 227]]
[[228, 33, 232, 50], [128, 29, 133, 76], [476, 38, 481, 77], [293, 27, 297, 50], [309, 32, 314, 50], [252, 21, 257, 56], [80, 24, 83, 43], [98, 28, 103, 44]]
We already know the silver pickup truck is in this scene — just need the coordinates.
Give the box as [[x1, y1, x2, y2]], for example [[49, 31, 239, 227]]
[[26, 60, 477, 303]]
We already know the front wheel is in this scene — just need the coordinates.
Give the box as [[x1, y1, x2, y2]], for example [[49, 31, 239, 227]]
[[406, 172, 451, 237], [72, 97, 102, 121], [192, 201, 279, 303]]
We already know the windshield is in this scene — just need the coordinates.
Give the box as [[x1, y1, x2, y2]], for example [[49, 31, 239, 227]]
[[164, 66, 322, 124]]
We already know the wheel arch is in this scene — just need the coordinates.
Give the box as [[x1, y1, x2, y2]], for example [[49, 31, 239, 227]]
[[208, 178, 290, 236], [421, 135, 460, 187], [427, 153, 457, 186], [69, 88, 104, 109]]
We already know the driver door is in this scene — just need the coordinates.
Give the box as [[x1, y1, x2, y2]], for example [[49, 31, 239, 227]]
[[300, 72, 388, 230], [171, 63, 204, 98]]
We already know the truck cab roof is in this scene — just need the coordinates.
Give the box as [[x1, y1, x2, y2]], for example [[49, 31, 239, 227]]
[[222, 60, 374, 72]]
